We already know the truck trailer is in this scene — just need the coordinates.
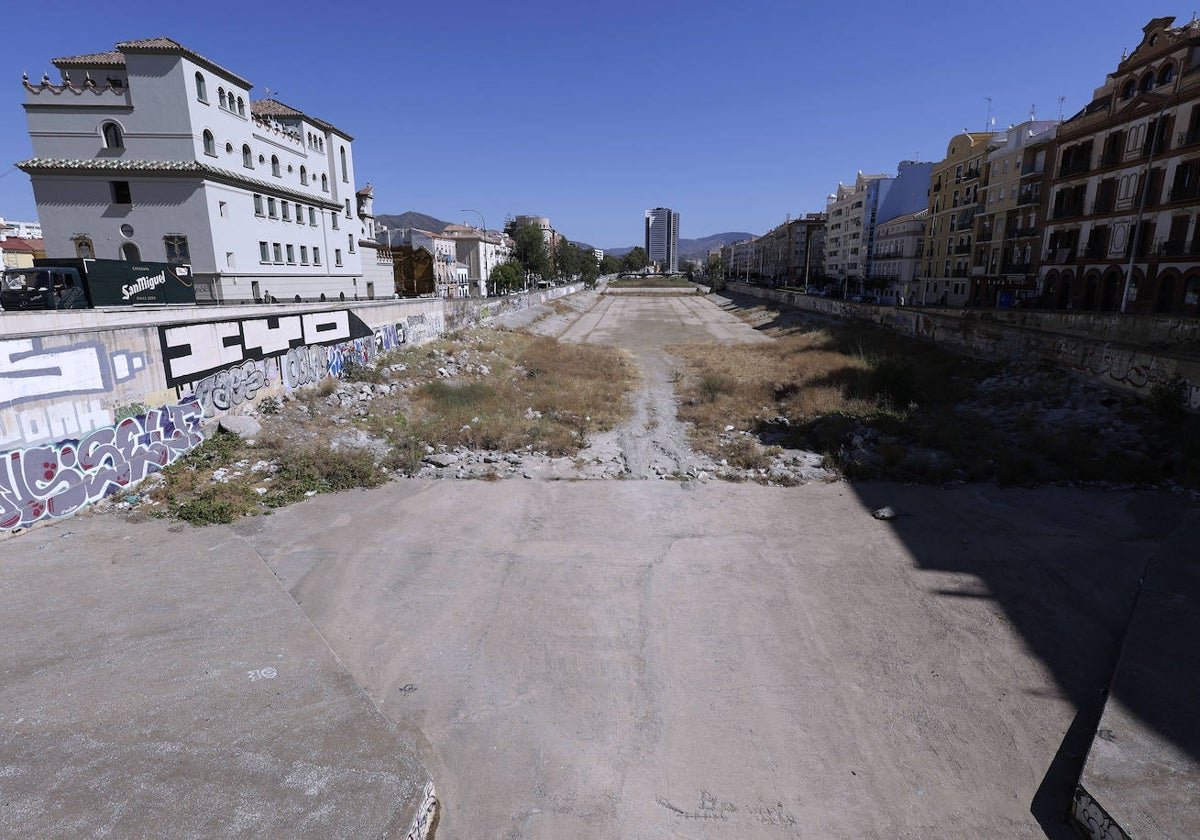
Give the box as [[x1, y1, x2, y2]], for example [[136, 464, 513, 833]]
[[0, 258, 195, 311]]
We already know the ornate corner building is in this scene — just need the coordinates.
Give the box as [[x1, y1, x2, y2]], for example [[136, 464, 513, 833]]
[[1039, 16, 1200, 315]]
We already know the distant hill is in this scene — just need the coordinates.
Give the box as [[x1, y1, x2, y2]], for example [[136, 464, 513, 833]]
[[605, 232, 756, 262], [375, 211, 452, 235]]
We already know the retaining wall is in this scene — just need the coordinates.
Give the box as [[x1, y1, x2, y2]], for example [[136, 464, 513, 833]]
[[726, 282, 1200, 411], [0, 284, 584, 535]]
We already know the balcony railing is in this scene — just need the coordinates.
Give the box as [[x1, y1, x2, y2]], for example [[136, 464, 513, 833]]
[[1051, 202, 1086, 220], [1058, 160, 1091, 178], [1017, 191, 1040, 206], [1092, 197, 1116, 213], [1099, 150, 1122, 167], [1001, 262, 1032, 274], [951, 267, 969, 278], [1169, 184, 1200, 202], [954, 245, 972, 255]]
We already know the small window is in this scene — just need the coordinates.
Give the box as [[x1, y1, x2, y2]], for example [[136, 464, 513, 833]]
[[1140, 73, 1155, 93], [295, 204, 304, 223], [1159, 63, 1176, 87], [101, 121, 123, 149], [242, 144, 253, 168], [202, 129, 215, 156], [267, 197, 277, 218], [348, 233, 355, 253], [226, 251, 235, 268], [321, 173, 328, 192], [237, 97, 244, 116], [332, 211, 339, 230], [340, 146, 348, 182], [195, 72, 207, 102], [1121, 79, 1136, 100], [345, 199, 351, 218], [164, 234, 190, 264], [218, 88, 226, 109], [335, 248, 343, 267], [286, 244, 295, 264], [271, 155, 280, 177], [313, 247, 321, 265], [259, 241, 270, 262], [111, 181, 131, 204], [282, 202, 291, 221], [308, 207, 316, 226], [300, 245, 309, 264], [300, 165, 307, 184], [272, 242, 283, 263], [121, 242, 140, 261], [253, 194, 263, 215]]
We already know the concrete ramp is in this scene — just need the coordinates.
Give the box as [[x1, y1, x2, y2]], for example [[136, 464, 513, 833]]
[[1072, 509, 1200, 839], [0, 513, 436, 839]]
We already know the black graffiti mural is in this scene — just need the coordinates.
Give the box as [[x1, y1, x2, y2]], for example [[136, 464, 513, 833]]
[[158, 309, 373, 388]]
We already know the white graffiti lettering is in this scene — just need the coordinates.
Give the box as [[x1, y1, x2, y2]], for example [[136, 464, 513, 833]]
[[0, 402, 203, 532]]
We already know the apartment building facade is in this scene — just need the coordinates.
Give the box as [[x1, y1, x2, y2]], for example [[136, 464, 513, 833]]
[[969, 121, 1058, 307], [17, 38, 370, 304], [823, 172, 890, 293], [922, 132, 995, 306], [1039, 15, 1200, 314]]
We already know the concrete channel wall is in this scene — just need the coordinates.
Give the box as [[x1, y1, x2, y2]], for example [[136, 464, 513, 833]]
[[726, 282, 1200, 411], [0, 283, 584, 535]]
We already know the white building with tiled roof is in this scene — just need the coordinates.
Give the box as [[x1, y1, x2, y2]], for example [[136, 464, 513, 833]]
[[17, 37, 376, 304]]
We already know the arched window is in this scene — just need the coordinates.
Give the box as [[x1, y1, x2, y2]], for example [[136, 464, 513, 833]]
[[242, 144, 253, 168], [1140, 73, 1155, 93], [339, 146, 348, 182], [1121, 79, 1136, 100], [237, 97, 244, 116], [218, 87, 226, 109], [101, 121, 123, 149], [1159, 63, 1176, 87], [120, 242, 141, 262], [195, 72, 206, 101], [321, 173, 328, 191], [271, 155, 280, 176], [203, 130, 215, 156], [300, 165, 307, 184]]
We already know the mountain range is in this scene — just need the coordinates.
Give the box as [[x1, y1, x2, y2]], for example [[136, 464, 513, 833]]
[[374, 211, 754, 262], [604, 232, 755, 263]]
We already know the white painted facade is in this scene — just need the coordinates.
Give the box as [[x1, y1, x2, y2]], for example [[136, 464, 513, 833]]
[[17, 38, 370, 305], [0, 219, 43, 238]]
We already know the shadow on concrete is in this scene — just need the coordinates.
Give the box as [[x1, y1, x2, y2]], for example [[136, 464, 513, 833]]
[[846, 482, 1194, 838]]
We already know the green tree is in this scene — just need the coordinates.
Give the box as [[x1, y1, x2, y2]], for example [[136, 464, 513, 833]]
[[490, 262, 521, 294], [511, 223, 552, 283], [599, 254, 622, 276], [620, 247, 649, 272]]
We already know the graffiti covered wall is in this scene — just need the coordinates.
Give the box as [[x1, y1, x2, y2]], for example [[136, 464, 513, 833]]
[[0, 286, 579, 535], [0, 297, 447, 535]]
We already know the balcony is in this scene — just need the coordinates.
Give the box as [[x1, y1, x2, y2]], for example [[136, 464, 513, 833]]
[[1092, 197, 1116, 214], [954, 244, 972, 255], [1001, 262, 1032, 274], [951, 267, 969, 278], [964, 167, 980, 180], [1051, 202, 1086, 220], [1058, 160, 1091, 178], [1169, 183, 1200, 202], [1017, 190, 1040, 206]]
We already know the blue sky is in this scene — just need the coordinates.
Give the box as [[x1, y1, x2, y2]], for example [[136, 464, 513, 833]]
[[0, 1, 1171, 249]]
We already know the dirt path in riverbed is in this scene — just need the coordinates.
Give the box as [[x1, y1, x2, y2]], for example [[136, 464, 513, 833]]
[[503, 290, 828, 482]]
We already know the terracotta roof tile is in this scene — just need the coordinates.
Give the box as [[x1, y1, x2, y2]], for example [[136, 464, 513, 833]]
[[51, 50, 125, 68], [250, 98, 351, 140], [53, 38, 251, 88], [0, 236, 44, 252]]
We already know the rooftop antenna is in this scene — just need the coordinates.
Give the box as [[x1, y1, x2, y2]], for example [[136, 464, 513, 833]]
[[1030, 103, 1036, 121], [985, 97, 993, 132], [1058, 96, 1067, 122]]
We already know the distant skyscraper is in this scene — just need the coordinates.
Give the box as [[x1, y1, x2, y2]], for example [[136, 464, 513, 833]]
[[644, 207, 679, 272]]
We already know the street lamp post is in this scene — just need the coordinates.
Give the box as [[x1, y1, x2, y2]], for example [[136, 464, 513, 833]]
[[460, 208, 487, 296]]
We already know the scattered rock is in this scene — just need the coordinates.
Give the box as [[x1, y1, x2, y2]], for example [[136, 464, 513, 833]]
[[872, 506, 896, 521], [218, 415, 262, 439]]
